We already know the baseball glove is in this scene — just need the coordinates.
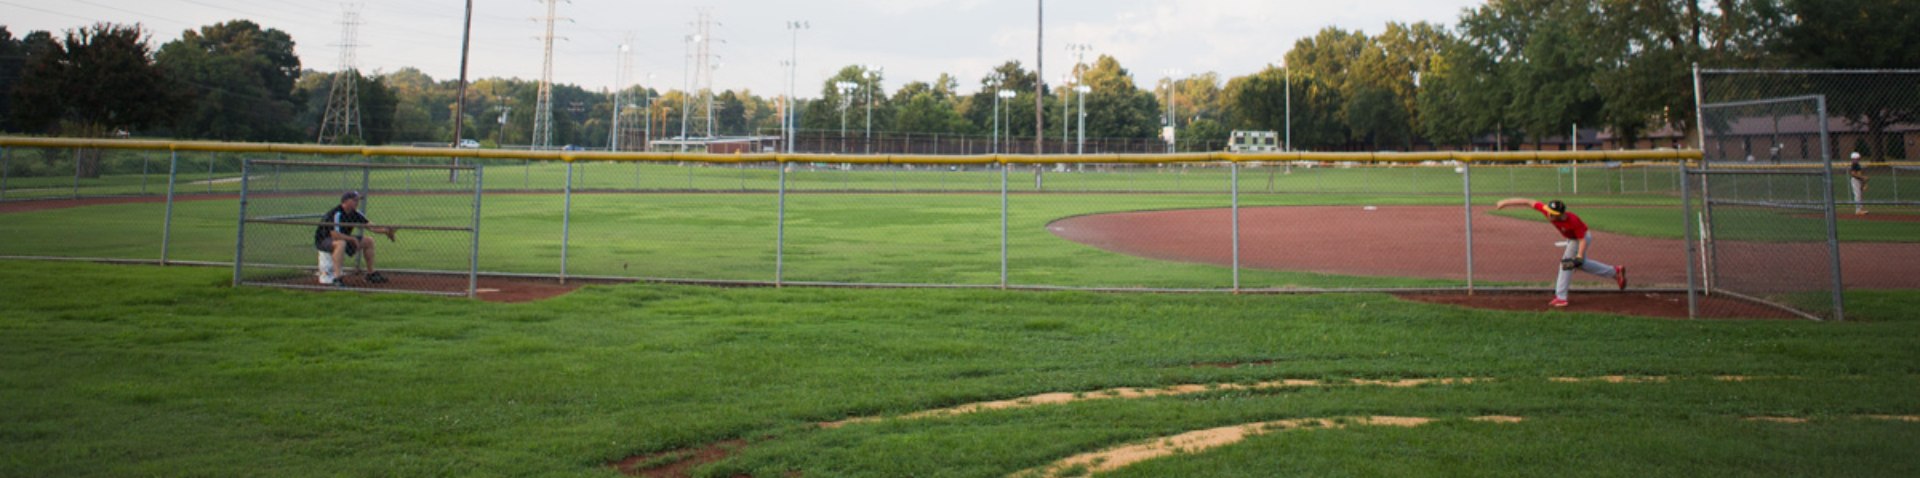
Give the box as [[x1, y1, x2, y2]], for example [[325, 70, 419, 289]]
[[1560, 258, 1585, 270]]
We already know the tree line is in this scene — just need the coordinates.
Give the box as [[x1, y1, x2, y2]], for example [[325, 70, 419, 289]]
[[0, 0, 1911, 152]]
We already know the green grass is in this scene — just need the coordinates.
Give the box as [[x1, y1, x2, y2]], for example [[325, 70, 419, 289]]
[[1, 260, 1918, 477]]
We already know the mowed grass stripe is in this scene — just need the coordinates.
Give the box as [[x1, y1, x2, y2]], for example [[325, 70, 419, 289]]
[[2, 261, 1918, 477]]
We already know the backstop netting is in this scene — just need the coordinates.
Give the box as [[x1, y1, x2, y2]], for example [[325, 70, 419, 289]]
[[235, 159, 482, 297]]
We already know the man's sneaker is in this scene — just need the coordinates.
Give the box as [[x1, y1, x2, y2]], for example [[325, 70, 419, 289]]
[[366, 272, 389, 284], [330, 278, 346, 288], [1615, 266, 1629, 290], [1548, 298, 1570, 308]]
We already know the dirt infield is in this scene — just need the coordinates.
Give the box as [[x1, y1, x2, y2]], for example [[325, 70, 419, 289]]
[[1047, 205, 1920, 290], [1395, 291, 1799, 320], [255, 271, 582, 303]]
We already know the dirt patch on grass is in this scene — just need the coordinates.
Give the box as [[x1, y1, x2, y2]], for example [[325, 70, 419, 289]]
[[1010, 416, 1518, 478], [1394, 291, 1802, 320], [820, 378, 1483, 428], [253, 271, 586, 303], [608, 439, 748, 478]]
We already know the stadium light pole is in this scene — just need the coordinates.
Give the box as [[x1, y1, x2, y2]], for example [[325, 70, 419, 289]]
[[987, 72, 1005, 154], [1075, 84, 1089, 154], [866, 66, 882, 155], [1164, 68, 1181, 153], [997, 89, 1017, 154], [1059, 75, 1072, 154], [1065, 43, 1092, 154], [836, 80, 856, 153], [786, 21, 808, 154], [1283, 58, 1291, 151]]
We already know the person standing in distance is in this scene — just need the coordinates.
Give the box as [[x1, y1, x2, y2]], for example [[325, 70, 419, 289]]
[[1494, 198, 1627, 307], [316, 191, 397, 286], [1849, 152, 1871, 215]]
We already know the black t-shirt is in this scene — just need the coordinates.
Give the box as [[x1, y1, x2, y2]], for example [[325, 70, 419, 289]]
[[315, 205, 370, 242], [1852, 161, 1863, 173]]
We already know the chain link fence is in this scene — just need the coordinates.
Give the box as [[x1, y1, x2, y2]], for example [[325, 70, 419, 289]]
[[7, 70, 1917, 320], [236, 159, 482, 296], [1692, 69, 1920, 319]]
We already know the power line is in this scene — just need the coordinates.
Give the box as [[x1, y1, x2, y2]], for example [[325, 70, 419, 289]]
[[0, 0, 103, 22]]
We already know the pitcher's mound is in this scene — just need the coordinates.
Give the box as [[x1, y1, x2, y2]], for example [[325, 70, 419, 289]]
[[1395, 291, 1800, 320]]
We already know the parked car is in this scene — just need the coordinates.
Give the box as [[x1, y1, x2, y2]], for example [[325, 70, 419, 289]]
[[457, 139, 481, 148]]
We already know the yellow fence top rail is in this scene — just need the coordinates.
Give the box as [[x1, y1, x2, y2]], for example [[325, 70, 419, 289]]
[[0, 136, 1704, 164]]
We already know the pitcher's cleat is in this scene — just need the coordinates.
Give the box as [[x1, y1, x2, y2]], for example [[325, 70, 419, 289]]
[[1548, 298, 1570, 308], [1615, 266, 1629, 290]]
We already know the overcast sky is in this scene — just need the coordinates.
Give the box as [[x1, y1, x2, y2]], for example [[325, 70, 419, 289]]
[[8, 0, 1483, 97]]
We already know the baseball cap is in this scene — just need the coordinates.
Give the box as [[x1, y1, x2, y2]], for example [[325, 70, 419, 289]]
[[1544, 200, 1567, 216], [341, 191, 362, 201], [1851, 152, 1861, 160]]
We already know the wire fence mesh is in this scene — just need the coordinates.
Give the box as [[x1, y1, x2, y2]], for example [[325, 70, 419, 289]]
[[7, 68, 1912, 320], [236, 159, 481, 296]]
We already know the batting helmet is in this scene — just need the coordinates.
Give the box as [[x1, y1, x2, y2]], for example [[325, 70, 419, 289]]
[[1545, 200, 1568, 216]]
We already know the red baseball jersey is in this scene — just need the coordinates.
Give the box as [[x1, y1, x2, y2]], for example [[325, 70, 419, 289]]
[[1533, 202, 1589, 239]]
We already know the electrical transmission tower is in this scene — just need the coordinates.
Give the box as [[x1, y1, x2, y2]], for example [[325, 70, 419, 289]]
[[531, 0, 568, 150], [317, 3, 363, 144], [686, 10, 721, 140]]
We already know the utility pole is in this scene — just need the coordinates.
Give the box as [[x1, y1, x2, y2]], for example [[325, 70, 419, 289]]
[[451, 0, 473, 147]]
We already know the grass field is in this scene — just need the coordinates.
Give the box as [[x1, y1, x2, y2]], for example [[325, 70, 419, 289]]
[[2, 260, 1918, 477]]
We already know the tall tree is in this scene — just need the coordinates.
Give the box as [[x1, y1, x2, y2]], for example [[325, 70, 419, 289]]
[[11, 23, 175, 138], [155, 20, 302, 141], [1777, 0, 1920, 159]]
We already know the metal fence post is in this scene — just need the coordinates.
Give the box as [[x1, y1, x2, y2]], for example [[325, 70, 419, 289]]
[[776, 159, 787, 286], [0, 146, 9, 200], [207, 153, 217, 194], [1680, 165, 1698, 319], [561, 160, 573, 284], [1230, 160, 1240, 292], [232, 159, 251, 286], [470, 166, 484, 298], [72, 147, 82, 199], [1000, 158, 1009, 289], [1462, 161, 1475, 294], [161, 150, 179, 265], [1816, 96, 1845, 321], [141, 153, 151, 195]]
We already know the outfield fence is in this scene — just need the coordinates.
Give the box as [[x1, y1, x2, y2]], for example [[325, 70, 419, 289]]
[[3, 135, 1916, 319]]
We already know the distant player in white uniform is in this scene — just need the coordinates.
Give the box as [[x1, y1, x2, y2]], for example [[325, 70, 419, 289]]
[[1849, 152, 1870, 215]]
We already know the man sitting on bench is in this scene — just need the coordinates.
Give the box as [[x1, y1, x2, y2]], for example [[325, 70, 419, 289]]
[[316, 191, 396, 286]]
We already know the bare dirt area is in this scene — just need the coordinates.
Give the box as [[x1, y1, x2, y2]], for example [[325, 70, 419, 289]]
[[255, 272, 584, 303], [1047, 205, 1920, 290], [1394, 291, 1800, 320], [608, 439, 749, 478]]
